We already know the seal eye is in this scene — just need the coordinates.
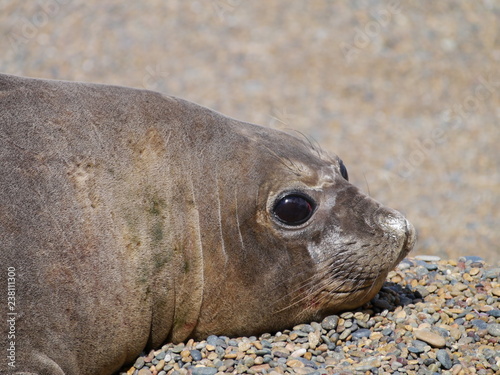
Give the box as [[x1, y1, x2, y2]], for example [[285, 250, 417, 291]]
[[339, 160, 349, 181], [273, 194, 315, 226]]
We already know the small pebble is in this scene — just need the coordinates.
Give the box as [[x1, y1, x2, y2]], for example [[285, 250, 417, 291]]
[[190, 350, 202, 361], [436, 349, 453, 370], [487, 310, 500, 318], [133, 358, 145, 369], [487, 323, 500, 337], [408, 340, 427, 353], [414, 329, 446, 348], [291, 348, 307, 357], [415, 255, 441, 262], [351, 328, 371, 339], [484, 268, 500, 279], [459, 255, 484, 263], [190, 367, 217, 375], [471, 319, 488, 330], [397, 258, 413, 270], [320, 315, 338, 330]]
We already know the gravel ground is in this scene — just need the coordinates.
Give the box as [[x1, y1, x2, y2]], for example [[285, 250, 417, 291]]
[[122, 257, 500, 375], [0, 1, 498, 263]]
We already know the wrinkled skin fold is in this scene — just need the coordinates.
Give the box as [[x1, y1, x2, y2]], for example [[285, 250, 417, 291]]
[[0, 74, 416, 375]]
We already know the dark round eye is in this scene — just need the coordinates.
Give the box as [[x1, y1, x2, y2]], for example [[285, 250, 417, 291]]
[[339, 160, 348, 181], [273, 194, 315, 226]]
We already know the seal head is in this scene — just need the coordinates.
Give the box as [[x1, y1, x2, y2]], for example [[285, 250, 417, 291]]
[[188, 124, 415, 339]]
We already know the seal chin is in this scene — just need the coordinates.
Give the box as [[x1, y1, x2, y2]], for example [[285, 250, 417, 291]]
[[305, 274, 384, 314], [335, 273, 388, 308]]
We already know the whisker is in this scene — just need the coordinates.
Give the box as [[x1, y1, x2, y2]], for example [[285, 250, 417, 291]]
[[259, 143, 302, 176], [271, 256, 381, 317], [363, 173, 371, 197], [286, 128, 324, 160]]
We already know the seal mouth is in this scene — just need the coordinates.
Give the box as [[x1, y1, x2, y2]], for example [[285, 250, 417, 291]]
[[330, 283, 373, 295], [303, 277, 383, 314], [319, 275, 381, 301]]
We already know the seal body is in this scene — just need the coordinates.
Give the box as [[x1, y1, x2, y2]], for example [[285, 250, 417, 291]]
[[0, 74, 415, 375]]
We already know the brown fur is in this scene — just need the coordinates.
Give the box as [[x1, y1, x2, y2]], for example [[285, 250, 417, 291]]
[[0, 74, 415, 375]]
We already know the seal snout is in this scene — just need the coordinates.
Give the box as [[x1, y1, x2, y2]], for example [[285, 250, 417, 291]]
[[376, 209, 416, 262]]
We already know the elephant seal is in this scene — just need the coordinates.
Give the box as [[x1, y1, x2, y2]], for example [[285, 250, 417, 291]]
[[0, 73, 415, 375]]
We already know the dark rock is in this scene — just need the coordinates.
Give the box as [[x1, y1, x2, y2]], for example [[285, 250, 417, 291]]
[[191, 367, 218, 375], [408, 340, 427, 354], [487, 310, 500, 318], [484, 268, 500, 279], [373, 298, 392, 310], [133, 357, 145, 369], [299, 324, 315, 333], [487, 323, 500, 337], [471, 319, 488, 330], [382, 328, 393, 336], [255, 349, 272, 356], [436, 349, 452, 370], [156, 351, 166, 360], [351, 329, 371, 340], [297, 357, 318, 369], [190, 350, 202, 361]]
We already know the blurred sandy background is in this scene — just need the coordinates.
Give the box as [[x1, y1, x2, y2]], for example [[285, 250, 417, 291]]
[[1, 1, 498, 264]]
